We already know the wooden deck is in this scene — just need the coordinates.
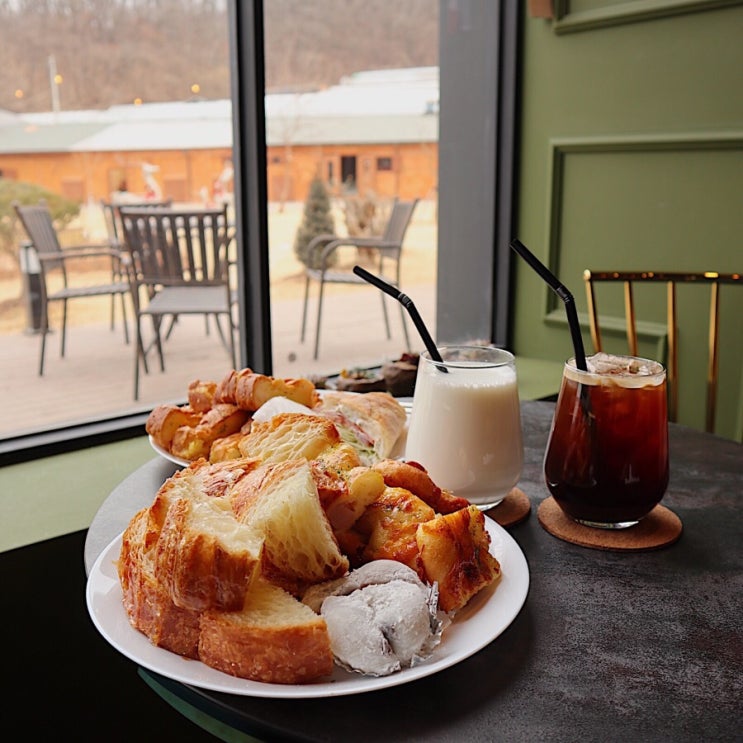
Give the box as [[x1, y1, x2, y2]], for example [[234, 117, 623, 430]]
[[0, 283, 434, 438]]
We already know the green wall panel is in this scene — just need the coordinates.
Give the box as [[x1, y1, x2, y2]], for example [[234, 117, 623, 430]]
[[513, 3, 743, 439]]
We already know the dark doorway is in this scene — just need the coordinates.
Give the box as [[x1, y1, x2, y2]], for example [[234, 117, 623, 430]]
[[340, 155, 357, 190]]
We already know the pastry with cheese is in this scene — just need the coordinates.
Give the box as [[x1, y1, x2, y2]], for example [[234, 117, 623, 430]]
[[169, 403, 249, 461], [416, 505, 501, 612]]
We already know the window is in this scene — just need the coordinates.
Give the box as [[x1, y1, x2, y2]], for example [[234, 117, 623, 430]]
[[1, 1, 518, 462]]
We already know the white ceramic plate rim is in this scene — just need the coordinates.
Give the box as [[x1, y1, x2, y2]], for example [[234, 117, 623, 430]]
[[86, 516, 529, 699], [149, 434, 190, 467]]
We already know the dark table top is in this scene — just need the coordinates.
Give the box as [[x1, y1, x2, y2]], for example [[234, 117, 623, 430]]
[[85, 401, 743, 743]]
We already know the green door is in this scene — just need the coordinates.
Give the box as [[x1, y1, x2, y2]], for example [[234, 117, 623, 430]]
[[512, 1, 743, 440]]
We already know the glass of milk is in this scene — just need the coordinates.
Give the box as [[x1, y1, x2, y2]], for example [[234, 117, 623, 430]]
[[405, 345, 523, 510]]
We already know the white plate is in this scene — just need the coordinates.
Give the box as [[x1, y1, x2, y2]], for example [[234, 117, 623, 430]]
[[148, 397, 414, 468], [149, 435, 190, 467], [86, 516, 529, 699]]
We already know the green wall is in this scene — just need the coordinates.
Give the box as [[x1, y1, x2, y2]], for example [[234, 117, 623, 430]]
[[513, 1, 743, 440]]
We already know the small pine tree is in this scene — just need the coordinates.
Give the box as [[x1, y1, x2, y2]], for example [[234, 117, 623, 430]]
[[293, 176, 336, 269]]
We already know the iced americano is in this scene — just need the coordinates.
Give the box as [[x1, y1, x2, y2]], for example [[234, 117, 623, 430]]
[[544, 353, 669, 528]]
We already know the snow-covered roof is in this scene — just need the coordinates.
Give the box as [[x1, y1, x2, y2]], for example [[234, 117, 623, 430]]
[[0, 67, 439, 154]]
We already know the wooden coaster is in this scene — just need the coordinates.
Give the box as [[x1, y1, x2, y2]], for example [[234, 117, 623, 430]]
[[484, 487, 531, 528], [537, 496, 682, 552]]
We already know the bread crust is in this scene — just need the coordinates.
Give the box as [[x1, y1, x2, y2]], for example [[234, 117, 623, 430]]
[[215, 368, 319, 411], [199, 578, 333, 684], [118, 508, 201, 658], [170, 403, 249, 461], [146, 404, 201, 451]]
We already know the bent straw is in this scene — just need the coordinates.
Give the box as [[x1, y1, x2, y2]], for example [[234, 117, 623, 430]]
[[509, 239, 588, 371], [352, 265, 444, 364]]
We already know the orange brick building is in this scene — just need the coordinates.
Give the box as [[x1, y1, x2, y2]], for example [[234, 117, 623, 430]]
[[0, 68, 439, 205]]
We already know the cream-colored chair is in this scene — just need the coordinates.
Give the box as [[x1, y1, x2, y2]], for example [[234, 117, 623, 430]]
[[583, 269, 742, 433]]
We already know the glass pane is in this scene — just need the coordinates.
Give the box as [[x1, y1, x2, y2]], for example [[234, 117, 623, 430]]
[[263, 1, 439, 385], [0, 0, 439, 442], [0, 1, 235, 440]]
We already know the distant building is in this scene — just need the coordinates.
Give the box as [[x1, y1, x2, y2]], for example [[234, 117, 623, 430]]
[[0, 67, 438, 204]]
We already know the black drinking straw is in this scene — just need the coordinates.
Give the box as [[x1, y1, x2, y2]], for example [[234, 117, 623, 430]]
[[352, 265, 445, 365], [509, 239, 588, 372]]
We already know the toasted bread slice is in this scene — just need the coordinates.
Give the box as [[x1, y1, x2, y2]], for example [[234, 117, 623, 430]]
[[118, 508, 201, 658], [199, 576, 333, 684], [230, 459, 349, 593], [149, 461, 263, 612], [237, 412, 341, 464], [187, 379, 218, 413], [215, 368, 318, 411]]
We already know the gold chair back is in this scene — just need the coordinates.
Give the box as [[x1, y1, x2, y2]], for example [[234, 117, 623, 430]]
[[583, 270, 742, 433]]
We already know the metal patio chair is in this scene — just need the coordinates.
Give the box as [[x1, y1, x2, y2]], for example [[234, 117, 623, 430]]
[[13, 201, 131, 376], [119, 204, 236, 400], [300, 198, 418, 360], [100, 198, 172, 252]]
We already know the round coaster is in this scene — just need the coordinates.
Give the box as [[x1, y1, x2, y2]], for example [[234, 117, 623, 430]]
[[537, 496, 682, 552], [485, 487, 531, 528]]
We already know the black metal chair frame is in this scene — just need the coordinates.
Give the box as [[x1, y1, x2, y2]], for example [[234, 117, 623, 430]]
[[119, 205, 236, 400], [300, 198, 418, 360], [100, 198, 173, 251], [13, 200, 131, 375]]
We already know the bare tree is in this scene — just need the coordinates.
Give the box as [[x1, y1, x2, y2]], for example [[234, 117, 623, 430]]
[[0, 0, 437, 112]]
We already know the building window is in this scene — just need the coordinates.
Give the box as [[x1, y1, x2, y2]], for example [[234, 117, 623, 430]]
[[376, 157, 393, 171]]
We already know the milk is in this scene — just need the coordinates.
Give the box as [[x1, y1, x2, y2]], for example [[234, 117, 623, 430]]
[[405, 348, 523, 508]]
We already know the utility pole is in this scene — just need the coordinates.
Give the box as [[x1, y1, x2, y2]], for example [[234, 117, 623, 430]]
[[48, 55, 61, 115]]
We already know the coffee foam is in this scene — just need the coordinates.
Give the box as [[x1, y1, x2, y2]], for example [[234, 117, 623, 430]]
[[564, 353, 665, 387]]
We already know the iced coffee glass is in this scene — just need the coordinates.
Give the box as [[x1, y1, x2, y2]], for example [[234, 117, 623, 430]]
[[544, 353, 669, 529], [405, 345, 524, 510]]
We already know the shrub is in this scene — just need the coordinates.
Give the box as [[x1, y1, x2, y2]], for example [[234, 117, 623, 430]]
[[293, 176, 336, 269], [0, 179, 80, 266]]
